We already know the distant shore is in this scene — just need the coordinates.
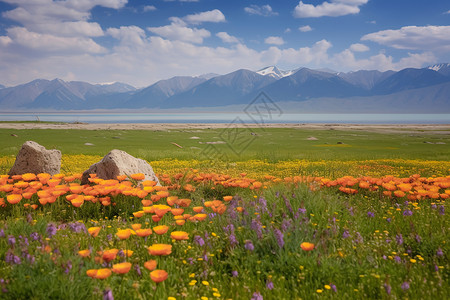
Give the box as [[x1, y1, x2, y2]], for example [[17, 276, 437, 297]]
[[0, 122, 449, 134]]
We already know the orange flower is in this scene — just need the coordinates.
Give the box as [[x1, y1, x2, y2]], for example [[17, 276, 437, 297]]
[[150, 269, 168, 283], [141, 199, 152, 207], [170, 231, 189, 241], [131, 223, 142, 231], [6, 194, 22, 205], [175, 219, 185, 226], [135, 228, 153, 237], [88, 226, 101, 237], [300, 242, 315, 251], [194, 214, 207, 221], [117, 174, 127, 181], [22, 173, 37, 181], [112, 262, 132, 274], [178, 199, 191, 207], [153, 225, 169, 235], [116, 229, 132, 240], [133, 211, 145, 218], [171, 208, 184, 216], [148, 244, 172, 256], [193, 206, 204, 213], [95, 268, 112, 279], [144, 260, 157, 271], [71, 195, 85, 208], [223, 196, 233, 202], [78, 249, 91, 258], [86, 269, 98, 278], [131, 173, 145, 181], [102, 249, 119, 262]]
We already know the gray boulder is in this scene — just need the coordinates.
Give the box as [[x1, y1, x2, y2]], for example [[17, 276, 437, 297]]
[[81, 149, 160, 185], [9, 141, 61, 175]]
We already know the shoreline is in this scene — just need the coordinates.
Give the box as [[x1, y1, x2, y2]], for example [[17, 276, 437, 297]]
[[0, 122, 450, 134]]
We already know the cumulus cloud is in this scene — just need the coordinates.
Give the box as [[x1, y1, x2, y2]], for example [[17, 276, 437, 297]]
[[244, 5, 278, 16], [147, 23, 210, 44], [265, 36, 285, 45], [183, 9, 226, 24], [362, 25, 450, 51], [293, 0, 368, 18], [349, 43, 369, 52], [299, 25, 312, 32], [143, 5, 157, 12], [216, 32, 240, 44]]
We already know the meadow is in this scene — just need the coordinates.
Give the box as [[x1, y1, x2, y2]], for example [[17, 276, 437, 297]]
[[0, 126, 448, 299]]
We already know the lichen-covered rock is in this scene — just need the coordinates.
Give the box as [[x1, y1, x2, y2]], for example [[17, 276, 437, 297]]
[[8, 141, 61, 175], [81, 149, 160, 185]]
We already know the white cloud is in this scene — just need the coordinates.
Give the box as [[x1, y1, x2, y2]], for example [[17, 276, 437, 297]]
[[445, 10, 450, 14], [216, 32, 240, 44], [148, 23, 210, 44], [107, 26, 146, 47], [183, 9, 226, 24], [265, 36, 285, 45], [299, 25, 312, 32], [349, 43, 369, 52], [244, 5, 278, 16], [143, 5, 157, 12], [362, 25, 450, 51], [285, 28, 292, 33], [293, 0, 368, 18]]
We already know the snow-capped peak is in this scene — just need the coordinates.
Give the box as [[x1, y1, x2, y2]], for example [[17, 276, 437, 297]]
[[428, 63, 450, 71], [256, 66, 295, 79]]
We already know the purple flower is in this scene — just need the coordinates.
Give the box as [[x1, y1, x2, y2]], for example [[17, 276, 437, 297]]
[[367, 211, 374, 218], [266, 280, 274, 290], [194, 235, 205, 247], [415, 234, 421, 243], [386, 218, 391, 223], [401, 281, 410, 291], [436, 248, 443, 257], [224, 224, 235, 234], [245, 240, 255, 251], [30, 232, 39, 241], [64, 260, 72, 274], [106, 234, 113, 241], [0, 229, 5, 238], [134, 264, 142, 276], [26, 214, 33, 224], [396, 234, 403, 245], [342, 230, 350, 239], [353, 232, 363, 244], [281, 219, 292, 232], [439, 205, 445, 215], [229, 234, 238, 247], [403, 209, 413, 216], [231, 270, 238, 277], [7, 236, 15, 246], [69, 222, 86, 233], [330, 283, 337, 292], [282, 195, 293, 214], [394, 256, 401, 263], [117, 250, 125, 258], [251, 219, 263, 240], [46, 224, 57, 238], [103, 288, 114, 300], [431, 204, 437, 209], [273, 229, 284, 248], [384, 283, 391, 295], [251, 292, 263, 300]]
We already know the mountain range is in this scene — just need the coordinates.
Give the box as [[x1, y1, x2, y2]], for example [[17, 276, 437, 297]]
[[1, 64, 450, 113]]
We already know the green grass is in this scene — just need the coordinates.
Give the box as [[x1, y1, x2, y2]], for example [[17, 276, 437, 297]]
[[1, 128, 449, 162]]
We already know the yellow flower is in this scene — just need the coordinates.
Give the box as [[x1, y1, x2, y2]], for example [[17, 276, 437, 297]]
[[410, 259, 417, 263], [202, 281, 209, 286], [324, 285, 331, 290], [317, 289, 323, 293]]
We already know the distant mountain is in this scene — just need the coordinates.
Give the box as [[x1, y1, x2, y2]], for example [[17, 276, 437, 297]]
[[257, 66, 295, 79], [428, 63, 450, 77], [161, 69, 276, 108], [125, 76, 207, 108], [372, 68, 450, 95], [0, 65, 449, 112], [338, 70, 395, 90]]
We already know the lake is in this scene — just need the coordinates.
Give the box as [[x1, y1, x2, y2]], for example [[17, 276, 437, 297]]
[[0, 113, 449, 124]]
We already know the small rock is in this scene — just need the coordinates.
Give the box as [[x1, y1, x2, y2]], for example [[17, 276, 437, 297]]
[[307, 136, 318, 140], [9, 141, 61, 175], [190, 136, 200, 139], [84, 143, 94, 146], [81, 149, 160, 185], [11, 134, 18, 137], [337, 141, 343, 144]]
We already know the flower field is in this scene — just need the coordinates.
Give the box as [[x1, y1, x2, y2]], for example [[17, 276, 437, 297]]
[[0, 158, 449, 299]]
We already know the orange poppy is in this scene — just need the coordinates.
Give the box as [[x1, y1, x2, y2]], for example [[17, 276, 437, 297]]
[[170, 231, 189, 240], [78, 249, 91, 258], [112, 262, 132, 274], [95, 268, 112, 279], [86, 269, 98, 278], [22, 173, 37, 181], [150, 269, 168, 283], [131, 173, 145, 181], [71, 195, 85, 208], [148, 244, 172, 256], [175, 219, 185, 226], [133, 211, 145, 218], [116, 229, 132, 240], [194, 214, 207, 221], [6, 194, 22, 205], [88, 226, 101, 237], [153, 225, 169, 235], [136, 228, 153, 237], [144, 260, 157, 271], [171, 208, 184, 216], [300, 242, 315, 251], [192, 206, 204, 213], [102, 249, 119, 262], [223, 196, 233, 202]]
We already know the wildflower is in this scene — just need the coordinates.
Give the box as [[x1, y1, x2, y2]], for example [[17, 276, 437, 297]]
[[245, 240, 255, 251], [30, 232, 39, 241], [437, 248, 443, 257], [144, 260, 157, 271], [367, 211, 374, 218], [78, 249, 91, 258], [0, 229, 4, 238], [394, 256, 401, 263], [415, 234, 421, 243], [103, 289, 114, 300], [170, 231, 189, 241], [150, 270, 168, 283], [46, 224, 57, 238], [384, 283, 391, 295], [194, 235, 205, 247], [153, 225, 169, 235], [112, 262, 132, 274], [231, 270, 238, 277], [88, 227, 101, 237], [281, 219, 292, 232], [330, 283, 337, 292], [396, 234, 403, 245], [116, 229, 132, 240], [342, 230, 350, 239], [403, 209, 413, 216], [7, 235, 15, 246], [251, 292, 263, 300], [266, 280, 274, 290], [95, 269, 112, 280], [148, 244, 172, 256], [439, 205, 445, 215], [401, 281, 410, 291], [251, 219, 263, 240], [300, 242, 315, 251]]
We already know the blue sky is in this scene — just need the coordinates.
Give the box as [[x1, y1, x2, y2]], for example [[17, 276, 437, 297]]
[[0, 0, 449, 87]]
